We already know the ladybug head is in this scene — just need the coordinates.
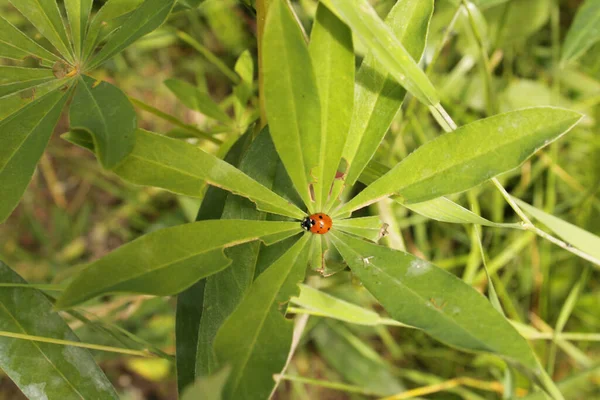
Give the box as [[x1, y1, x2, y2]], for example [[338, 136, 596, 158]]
[[300, 216, 315, 231]]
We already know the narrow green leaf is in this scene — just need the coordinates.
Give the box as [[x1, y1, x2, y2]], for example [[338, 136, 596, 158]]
[[214, 234, 311, 400], [335, 216, 385, 242], [0, 78, 69, 121], [55, 220, 301, 309], [233, 50, 253, 124], [0, 66, 54, 85], [195, 129, 295, 376], [309, 4, 354, 210], [0, 16, 61, 62], [561, 0, 600, 65], [65, 0, 93, 59], [176, 132, 251, 394], [343, 0, 433, 186], [313, 321, 404, 396], [404, 197, 521, 228], [0, 261, 118, 399], [69, 75, 136, 169], [182, 366, 231, 400], [165, 78, 231, 123], [336, 107, 583, 217], [8, 0, 74, 63], [87, 0, 175, 69], [0, 78, 55, 98], [82, 0, 145, 62], [514, 198, 600, 262], [291, 284, 405, 327], [112, 129, 305, 219], [320, 0, 439, 107], [263, 0, 321, 209], [330, 230, 540, 371], [0, 88, 69, 223]]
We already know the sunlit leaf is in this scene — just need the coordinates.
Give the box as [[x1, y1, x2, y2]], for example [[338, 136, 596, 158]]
[[181, 366, 231, 400], [309, 3, 354, 210], [0, 16, 60, 62], [335, 216, 385, 242], [112, 129, 305, 219], [263, 0, 321, 209], [65, 0, 93, 59], [70, 75, 136, 169], [561, 0, 600, 65], [343, 0, 434, 186], [330, 230, 540, 371], [0, 88, 69, 223], [55, 220, 302, 309], [214, 234, 311, 400], [336, 107, 583, 217], [0, 261, 118, 399], [0, 77, 70, 121]]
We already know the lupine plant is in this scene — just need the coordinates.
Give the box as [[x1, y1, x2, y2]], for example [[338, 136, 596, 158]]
[[0, 0, 599, 399]]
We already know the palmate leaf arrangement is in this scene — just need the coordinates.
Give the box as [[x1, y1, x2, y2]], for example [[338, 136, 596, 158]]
[[1, 0, 599, 399]]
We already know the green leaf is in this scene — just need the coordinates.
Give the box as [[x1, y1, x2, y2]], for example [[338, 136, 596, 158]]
[[87, 0, 175, 69], [165, 78, 231, 123], [65, 0, 93, 59], [82, 0, 145, 62], [336, 107, 583, 217], [8, 0, 74, 63], [55, 220, 301, 309], [343, 0, 433, 186], [195, 129, 294, 376], [233, 50, 253, 124], [488, 0, 550, 46], [263, 0, 321, 209], [0, 78, 69, 121], [0, 78, 56, 98], [0, 66, 54, 85], [514, 198, 600, 262], [561, 0, 600, 65], [112, 129, 305, 219], [181, 366, 231, 400], [69, 75, 136, 169], [214, 234, 311, 400], [0, 88, 69, 223], [404, 197, 521, 228], [176, 131, 250, 394], [0, 261, 118, 399], [308, 4, 354, 210], [335, 216, 385, 242], [320, 0, 439, 107], [330, 231, 540, 371], [291, 284, 405, 327], [313, 321, 404, 396], [0, 16, 61, 62]]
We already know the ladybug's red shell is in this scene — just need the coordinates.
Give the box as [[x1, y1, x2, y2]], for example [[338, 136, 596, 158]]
[[301, 213, 332, 234]]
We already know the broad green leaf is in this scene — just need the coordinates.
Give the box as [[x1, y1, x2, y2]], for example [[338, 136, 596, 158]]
[[263, 0, 321, 209], [87, 0, 175, 69], [195, 129, 295, 376], [335, 216, 385, 242], [65, 0, 93, 59], [0, 88, 69, 223], [82, 0, 145, 61], [182, 366, 231, 400], [0, 261, 118, 400], [112, 129, 305, 219], [165, 78, 231, 123], [70, 76, 136, 169], [0, 16, 60, 62], [8, 0, 74, 64], [0, 66, 54, 85], [176, 131, 251, 394], [488, 0, 550, 46], [0, 78, 70, 121], [320, 0, 439, 107], [561, 0, 600, 65], [336, 107, 583, 217], [291, 284, 405, 327], [61, 129, 95, 152], [309, 4, 354, 210], [55, 220, 301, 309], [313, 321, 404, 396], [514, 198, 600, 262], [214, 234, 311, 400], [343, 0, 433, 186], [330, 230, 540, 371], [404, 197, 521, 228]]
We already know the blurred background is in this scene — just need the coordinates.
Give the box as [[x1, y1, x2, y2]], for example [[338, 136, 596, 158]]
[[0, 0, 599, 399]]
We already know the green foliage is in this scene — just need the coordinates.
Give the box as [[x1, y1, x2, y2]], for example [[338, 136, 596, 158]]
[[561, 0, 600, 65]]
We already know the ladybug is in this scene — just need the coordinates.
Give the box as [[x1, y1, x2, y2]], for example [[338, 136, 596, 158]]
[[301, 213, 332, 234]]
